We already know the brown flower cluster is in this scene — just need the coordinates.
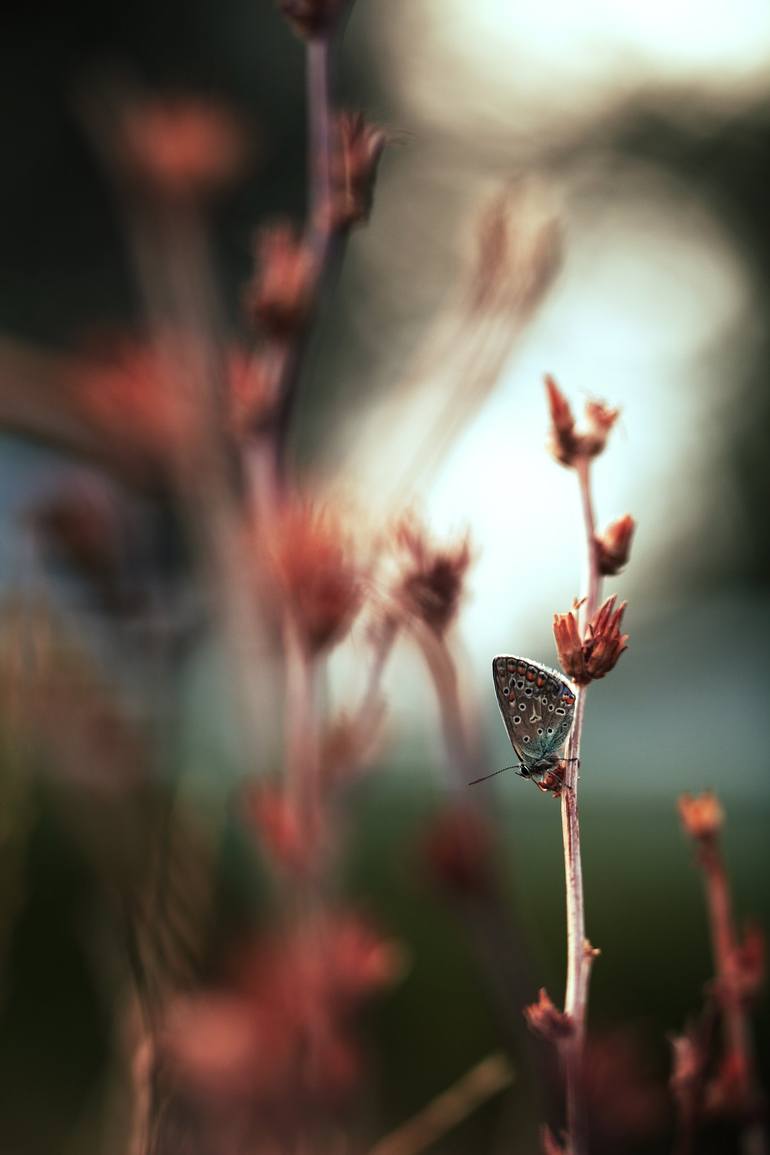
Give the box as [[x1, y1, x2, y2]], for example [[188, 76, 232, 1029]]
[[596, 514, 636, 576], [267, 502, 365, 655], [164, 912, 402, 1109], [553, 595, 628, 684], [545, 375, 619, 467], [244, 224, 319, 340], [524, 987, 574, 1040], [69, 334, 264, 466], [327, 112, 388, 231], [678, 791, 724, 842], [113, 96, 246, 201], [393, 518, 472, 636]]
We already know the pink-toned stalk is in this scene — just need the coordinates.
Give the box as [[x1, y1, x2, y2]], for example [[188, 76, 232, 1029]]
[[680, 795, 767, 1155], [559, 458, 601, 1155]]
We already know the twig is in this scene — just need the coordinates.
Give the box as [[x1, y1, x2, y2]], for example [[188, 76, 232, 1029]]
[[559, 459, 601, 1155], [365, 1052, 514, 1155], [699, 826, 766, 1155]]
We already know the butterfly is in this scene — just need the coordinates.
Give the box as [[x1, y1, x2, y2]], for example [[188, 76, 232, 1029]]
[[490, 656, 576, 795]]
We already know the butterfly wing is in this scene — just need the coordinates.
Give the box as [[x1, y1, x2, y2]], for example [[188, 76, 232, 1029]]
[[492, 656, 576, 769]]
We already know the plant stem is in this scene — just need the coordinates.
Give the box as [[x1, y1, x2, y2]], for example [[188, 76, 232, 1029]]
[[365, 1052, 514, 1155], [699, 837, 766, 1155], [560, 458, 601, 1155]]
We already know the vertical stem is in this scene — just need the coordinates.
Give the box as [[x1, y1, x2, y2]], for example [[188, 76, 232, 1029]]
[[700, 841, 766, 1155], [307, 40, 333, 234], [560, 458, 601, 1155]]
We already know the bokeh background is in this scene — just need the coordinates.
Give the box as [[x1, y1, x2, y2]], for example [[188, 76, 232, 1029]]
[[0, 1, 768, 1152]]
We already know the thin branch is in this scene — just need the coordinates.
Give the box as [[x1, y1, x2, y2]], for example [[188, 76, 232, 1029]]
[[559, 459, 602, 1155], [699, 835, 766, 1155], [365, 1052, 514, 1155]]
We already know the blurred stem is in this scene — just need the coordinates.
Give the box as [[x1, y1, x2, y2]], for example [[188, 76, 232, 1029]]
[[270, 36, 347, 486], [283, 615, 322, 838], [560, 458, 601, 1155], [307, 40, 333, 232], [415, 626, 475, 792], [366, 1052, 514, 1155], [698, 837, 766, 1155]]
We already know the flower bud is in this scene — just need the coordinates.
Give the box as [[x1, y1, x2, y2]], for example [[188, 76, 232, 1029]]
[[678, 791, 724, 842], [524, 988, 574, 1041], [244, 224, 318, 339], [545, 376, 619, 467], [553, 595, 628, 685], [596, 514, 636, 576]]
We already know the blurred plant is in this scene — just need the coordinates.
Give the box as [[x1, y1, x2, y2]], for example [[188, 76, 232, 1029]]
[[671, 792, 767, 1155]]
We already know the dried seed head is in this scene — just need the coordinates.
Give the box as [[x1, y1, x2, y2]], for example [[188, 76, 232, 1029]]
[[393, 517, 472, 636], [113, 96, 245, 201], [245, 224, 318, 339], [524, 988, 574, 1041], [268, 502, 365, 655], [596, 514, 636, 576], [545, 375, 619, 467], [327, 112, 388, 230], [553, 595, 628, 685], [278, 0, 349, 38], [678, 791, 724, 842]]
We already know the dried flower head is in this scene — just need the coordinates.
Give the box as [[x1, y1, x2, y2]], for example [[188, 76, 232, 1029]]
[[244, 224, 318, 339], [393, 518, 472, 635], [421, 803, 496, 898], [524, 987, 574, 1041], [278, 0, 349, 38], [545, 376, 619, 467], [553, 595, 628, 684], [596, 514, 636, 576], [113, 96, 245, 201], [469, 186, 562, 316], [267, 502, 365, 654], [68, 334, 259, 467], [327, 112, 387, 230], [678, 791, 724, 842]]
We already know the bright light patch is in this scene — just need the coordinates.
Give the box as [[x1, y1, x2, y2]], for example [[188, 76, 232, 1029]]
[[378, 0, 770, 133]]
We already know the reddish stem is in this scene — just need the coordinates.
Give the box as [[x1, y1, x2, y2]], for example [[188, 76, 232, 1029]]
[[699, 838, 766, 1155], [560, 458, 601, 1155]]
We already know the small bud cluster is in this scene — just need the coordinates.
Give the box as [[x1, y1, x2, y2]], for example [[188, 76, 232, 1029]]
[[545, 374, 619, 467], [327, 112, 388, 231], [553, 595, 628, 685], [392, 517, 472, 636], [244, 224, 319, 340]]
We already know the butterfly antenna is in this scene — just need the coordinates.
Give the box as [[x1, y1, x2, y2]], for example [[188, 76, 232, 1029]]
[[468, 763, 522, 786]]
